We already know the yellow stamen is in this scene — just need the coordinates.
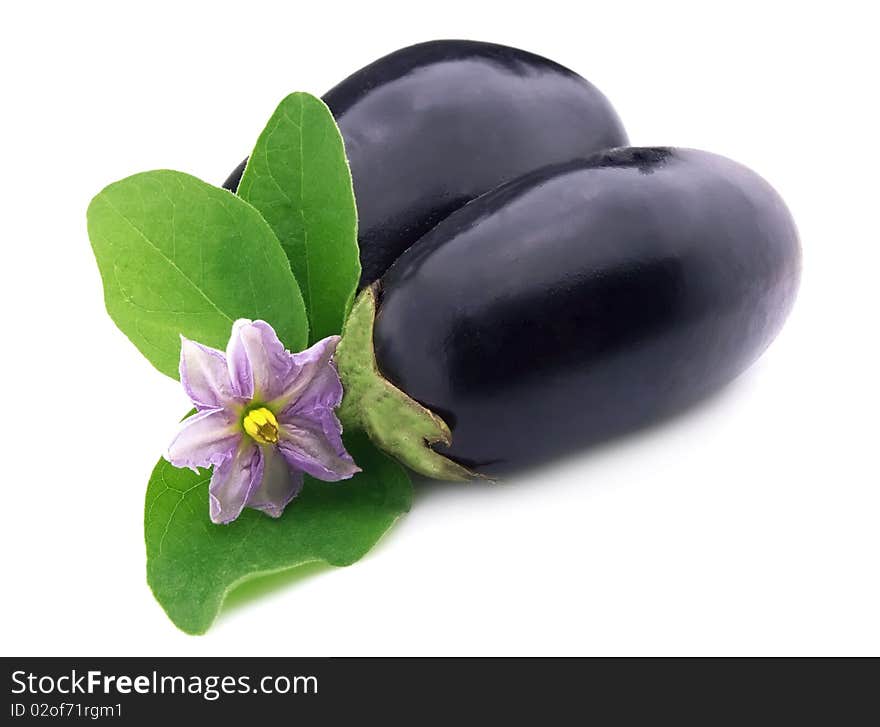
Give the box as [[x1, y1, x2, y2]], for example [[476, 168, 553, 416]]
[[243, 407, 279, 445]]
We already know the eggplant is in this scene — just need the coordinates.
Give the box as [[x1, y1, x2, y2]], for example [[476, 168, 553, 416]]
[[224, 40, 628, 286], [370, 148, 801, 475]]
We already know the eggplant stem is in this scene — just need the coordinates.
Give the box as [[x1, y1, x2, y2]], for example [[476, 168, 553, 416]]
[[336, 285, 481, 481]]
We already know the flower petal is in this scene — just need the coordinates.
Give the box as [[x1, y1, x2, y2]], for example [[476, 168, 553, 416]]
[[277, 412, 360, 481], [165, 409, 240, 472], [246, 446, 304, 518], [269, 335, 343, 417], [209, 440, 263, 524], [179, 336, 237, 410], [226, 319, 294, 401]]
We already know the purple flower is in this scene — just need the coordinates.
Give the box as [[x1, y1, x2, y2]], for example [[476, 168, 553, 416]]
[[164, 320, 360, 524]]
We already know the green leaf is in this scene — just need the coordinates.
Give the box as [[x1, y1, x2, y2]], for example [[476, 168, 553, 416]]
[[88, 170, 309, 378], [145, 431, 412, 634], [237, 92, 360, 343]]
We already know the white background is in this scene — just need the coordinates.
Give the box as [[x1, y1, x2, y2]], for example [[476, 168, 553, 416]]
[[2, 1, 878, 656]]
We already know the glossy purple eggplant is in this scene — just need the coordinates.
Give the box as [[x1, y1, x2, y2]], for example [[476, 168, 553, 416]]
[[224, 40, 627, 286], [372, 148, 801, 475]]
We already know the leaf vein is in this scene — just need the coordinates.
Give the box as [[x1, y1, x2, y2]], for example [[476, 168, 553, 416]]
[[99, 192, 235, 324]]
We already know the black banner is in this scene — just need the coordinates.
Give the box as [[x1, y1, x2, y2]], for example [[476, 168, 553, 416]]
[[4, 657, 878, 722]]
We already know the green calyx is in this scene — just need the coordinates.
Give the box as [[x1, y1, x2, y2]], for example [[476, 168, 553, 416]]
[[335, 285, 481, 482]]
